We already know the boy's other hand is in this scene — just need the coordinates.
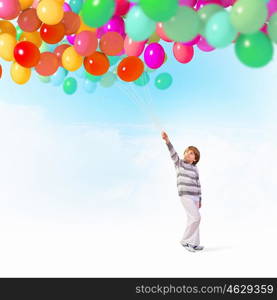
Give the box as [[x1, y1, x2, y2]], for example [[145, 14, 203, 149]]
[[161, 131, 169, 143], [199, 200, 202, 209]]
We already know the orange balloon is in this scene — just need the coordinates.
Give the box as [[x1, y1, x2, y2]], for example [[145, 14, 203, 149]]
[[84, 51, 109, 76], [100, 32, 123, 56], [0, 20, 16, 37], [117, 56, 144, 82], [20, 31, 42, 47]]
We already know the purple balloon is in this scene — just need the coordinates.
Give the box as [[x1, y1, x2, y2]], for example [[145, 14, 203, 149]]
[[98, 15, 125, 39], [67, 34, 76, 45], [182, 34, 201, 46], [267, 0, 277, 19], [197, 36, 214, 52], [260, 23, 268, 34], [196, 0, 222, 10], [178, 0, 197, 7], [63, 3, 72, 12], [144, 43, 165, 69]]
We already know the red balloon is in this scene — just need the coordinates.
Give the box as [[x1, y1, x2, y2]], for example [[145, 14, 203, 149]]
[[18, 8, 42, 32], [0, 64, 2, 79], [54, 44, 70, 66], [14, 41, 40, 68], [62, 11, 80, 35], [35, 52, 59, 76], [40, 23, 65, 44], [117, 56, 144, 82], [84, 51, 110, 76], [173, 42, 194, 64], [114, 0, 130, 16]]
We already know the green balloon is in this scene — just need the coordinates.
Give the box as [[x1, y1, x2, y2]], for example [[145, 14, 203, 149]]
[[235, 32, 274, 68], [100, 72, 116, 87], [155, 73, 173, 90], [230, 0, 267, 34], [198, 4, 224, 35], [134, 72, 150, 86], [140, 0, 178, 22], [38, 75, 50, 83], [126, 6, 156, 41], [86, 72, 101, 82], [81, 0, 115, 28], [268, 12, 277, 43], [63, 77, 77, 95], [163, 6, 200, 42], [15, 25, 22, 40]]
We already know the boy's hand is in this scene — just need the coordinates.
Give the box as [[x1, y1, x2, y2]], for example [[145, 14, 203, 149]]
[[199, 200, 202, 209], [161, 131, 169, 143]]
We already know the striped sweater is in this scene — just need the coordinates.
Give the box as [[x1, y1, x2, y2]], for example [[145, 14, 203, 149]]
[[166, 141, 202, 201]]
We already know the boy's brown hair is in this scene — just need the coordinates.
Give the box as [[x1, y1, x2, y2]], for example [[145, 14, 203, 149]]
[[184, 146, 200, 165]]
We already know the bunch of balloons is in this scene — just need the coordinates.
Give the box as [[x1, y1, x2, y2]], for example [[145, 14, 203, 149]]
[[0, 0, 276, 95]]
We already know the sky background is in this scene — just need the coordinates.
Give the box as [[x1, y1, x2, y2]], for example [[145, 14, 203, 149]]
[[0, 33, 277, 276]]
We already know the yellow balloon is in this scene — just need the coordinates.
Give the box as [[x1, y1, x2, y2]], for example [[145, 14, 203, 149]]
[[10, 62, 31, 85], [62, 46, 83, 71], [19, 0, 34, 10], [37, 0, 64, 25], [0, 20, 16, 37], [55, 0, 65, 3], [19, 31, 42, 48], [0, 33, 16, 61], [77, 20, 96, 34]]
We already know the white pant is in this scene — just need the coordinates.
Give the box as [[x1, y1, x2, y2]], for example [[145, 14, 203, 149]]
[[180, 196, 201, 246]]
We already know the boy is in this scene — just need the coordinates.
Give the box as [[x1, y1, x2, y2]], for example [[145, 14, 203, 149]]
[[161, 131, 204, 253]]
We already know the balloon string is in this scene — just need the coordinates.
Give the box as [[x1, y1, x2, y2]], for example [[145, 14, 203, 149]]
[[116, 83, 149, 118], [129, 83, 164, 132]]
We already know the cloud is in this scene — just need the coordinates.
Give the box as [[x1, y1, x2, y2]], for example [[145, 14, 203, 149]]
[[0, 101, 276, 226]]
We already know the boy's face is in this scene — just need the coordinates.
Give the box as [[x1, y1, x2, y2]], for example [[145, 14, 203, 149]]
[[184, 149, 196, 164]]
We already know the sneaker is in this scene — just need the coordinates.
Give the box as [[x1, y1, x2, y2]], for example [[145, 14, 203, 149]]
[[193, 245, 204, 251], [181, 242, 196, 252]]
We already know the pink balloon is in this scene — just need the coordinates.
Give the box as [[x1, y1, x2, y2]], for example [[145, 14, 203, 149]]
[[197, 36, 214, 52], [260, 23, 268, 34], [67, 34, 76, 45], [182, 34, 201, 46], [178, 0, 197, 6], [144, 43, 165, 69], [0, 0, 20, 19], [156, 23, 173, 42], [267, 0, 277, 19], [74, 30, 98, 56], [124, 35, 146, 56], [173, 42, 194, 63], [31, 0, 40, 8], [220, 0, 236, 7], [196, 0, 222, 10], [63, 3, 72, 12], [98, 15, 125, 38]]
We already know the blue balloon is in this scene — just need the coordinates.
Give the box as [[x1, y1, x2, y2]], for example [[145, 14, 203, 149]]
[[75, 65, 86, 78], [51, 68, 68, 86], [134, 72, 150, 86], [84, 79, 97, 93], [69, 0, 83, 14], [205, 11, 237, 48], [125, 6, 156, 41], [108, 55, 121, 66]]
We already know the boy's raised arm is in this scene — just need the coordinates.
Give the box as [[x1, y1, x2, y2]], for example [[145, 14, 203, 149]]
[[161, 131, 180, 166]]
